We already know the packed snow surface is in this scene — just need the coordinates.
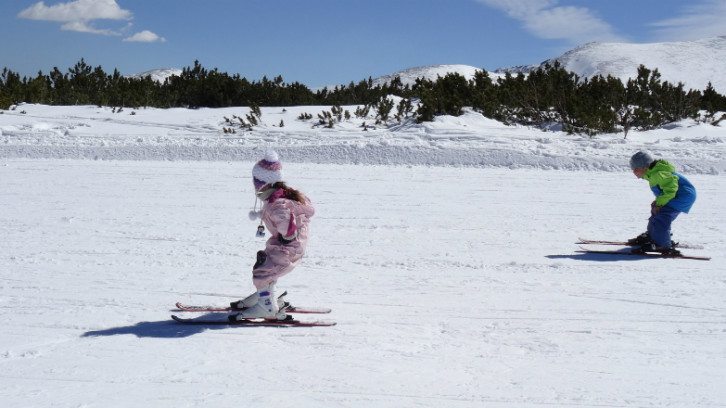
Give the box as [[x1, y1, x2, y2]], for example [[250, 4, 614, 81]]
[[1, 104, 725, 407]]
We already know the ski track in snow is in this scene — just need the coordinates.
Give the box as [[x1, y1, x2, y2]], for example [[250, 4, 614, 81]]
[[1, 159, 725, 407]]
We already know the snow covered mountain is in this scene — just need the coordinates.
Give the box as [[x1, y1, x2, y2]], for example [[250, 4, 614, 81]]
[[370, 64, 506, 87], [129, 68, 182, 83], [498, 36, 726, 92], [370, 37, 725, 93], [133, 37, 726, 93]]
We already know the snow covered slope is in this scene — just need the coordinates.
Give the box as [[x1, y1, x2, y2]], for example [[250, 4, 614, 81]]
[[129, 68, 183, 83], [371, 64, 506, 87], [129, 37, 726, 93], [500, 36, 726, 93]]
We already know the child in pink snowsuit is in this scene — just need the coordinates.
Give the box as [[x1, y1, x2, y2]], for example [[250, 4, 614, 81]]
[[230, 151, 315, 320], [251, 183, 315, 289]]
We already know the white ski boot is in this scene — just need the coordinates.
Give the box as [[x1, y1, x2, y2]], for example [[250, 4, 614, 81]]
[[230, 284, 287, 321], [230, 291, 259, 310], [231, 290, 289, 310]]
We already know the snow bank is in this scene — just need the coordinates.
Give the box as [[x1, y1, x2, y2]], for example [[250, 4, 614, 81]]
[[1, 104, 724, 173]]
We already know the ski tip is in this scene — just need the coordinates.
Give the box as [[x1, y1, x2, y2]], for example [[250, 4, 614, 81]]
[[287, 307, 333, 314]]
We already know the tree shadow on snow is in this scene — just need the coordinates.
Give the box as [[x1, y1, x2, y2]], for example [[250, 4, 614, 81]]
[[546, 252, 644, 262], [82, 315, 230, 339]]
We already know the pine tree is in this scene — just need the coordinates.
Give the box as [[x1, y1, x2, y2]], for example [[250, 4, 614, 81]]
[[701, 82, 726, 115], [375, 97, 394, 124]]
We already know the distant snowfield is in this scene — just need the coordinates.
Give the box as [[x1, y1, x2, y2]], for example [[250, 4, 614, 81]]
[[1, 104, 724, 173], [1, 159, 724, 407]]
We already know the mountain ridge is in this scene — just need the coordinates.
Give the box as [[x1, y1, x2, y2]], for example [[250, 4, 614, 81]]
[[375, 36, 725, 92], [133, 37, 726, 92], [535, 36, 726, 92]]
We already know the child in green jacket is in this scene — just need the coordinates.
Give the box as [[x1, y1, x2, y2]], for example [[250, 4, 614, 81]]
[[627, 151, 697, 256]]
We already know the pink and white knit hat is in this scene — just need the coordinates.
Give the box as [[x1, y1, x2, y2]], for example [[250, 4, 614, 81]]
[[252, 151, 283, 191]]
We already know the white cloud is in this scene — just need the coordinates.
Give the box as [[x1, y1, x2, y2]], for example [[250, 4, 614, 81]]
[[650, 0, 726, 41], [60, 21, 119, 36], [18, 0, 164, 42], [18, 0, 131, 23], [123, 30, 166, 43], [475, 0, 622, 44]]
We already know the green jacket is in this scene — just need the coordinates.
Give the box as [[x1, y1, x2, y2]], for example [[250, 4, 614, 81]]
[[643, 160, 697, 212]]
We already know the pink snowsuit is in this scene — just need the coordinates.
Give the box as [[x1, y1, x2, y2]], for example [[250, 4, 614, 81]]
[[252, 189, 315, 289]]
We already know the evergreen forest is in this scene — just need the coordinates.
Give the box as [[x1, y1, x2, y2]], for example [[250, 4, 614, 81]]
[[2, 59, 725, 136]]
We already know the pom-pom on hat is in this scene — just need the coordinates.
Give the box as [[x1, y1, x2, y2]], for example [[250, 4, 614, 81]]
[[252, 150, 283, 191], [629, 150, 654, 170]]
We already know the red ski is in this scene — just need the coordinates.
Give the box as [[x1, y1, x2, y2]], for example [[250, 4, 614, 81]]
[[171, 314, 336, 327], [577, 238, 701, 249], [576, 247, 710, 261], [175, 302, 331, 314]]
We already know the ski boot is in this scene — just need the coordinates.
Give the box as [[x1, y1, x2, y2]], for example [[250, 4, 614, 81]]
[[230, 290, 289, 310], [632, 242, 682, 257], [228, 284, 288, 321], [627, 232, 652, 246], [230, 292, 258, 310], [631, 242, 653, 254]]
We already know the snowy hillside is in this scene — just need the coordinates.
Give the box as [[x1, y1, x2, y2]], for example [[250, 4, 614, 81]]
[[501, 36, 726, 93], [334, 37, 726, 93], [126, 37, 726, 94], [371, 64, 506, 87], [129, 68, 183, 83]]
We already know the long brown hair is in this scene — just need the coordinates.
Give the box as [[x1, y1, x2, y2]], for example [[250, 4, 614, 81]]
[[271, 182, 307, 203]]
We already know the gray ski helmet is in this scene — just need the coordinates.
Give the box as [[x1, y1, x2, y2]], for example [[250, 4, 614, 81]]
[[630, 151, 654, 170]]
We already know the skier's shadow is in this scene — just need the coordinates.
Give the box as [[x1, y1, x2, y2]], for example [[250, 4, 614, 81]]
[[82, 315, 229, 339], [546, 252, 643, 262]]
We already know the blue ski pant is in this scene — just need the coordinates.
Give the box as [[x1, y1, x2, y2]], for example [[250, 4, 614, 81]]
[[647, 205, 681, 248]]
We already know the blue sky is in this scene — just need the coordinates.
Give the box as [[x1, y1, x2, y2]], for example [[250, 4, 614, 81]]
[[1, 0, 725, 88]]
